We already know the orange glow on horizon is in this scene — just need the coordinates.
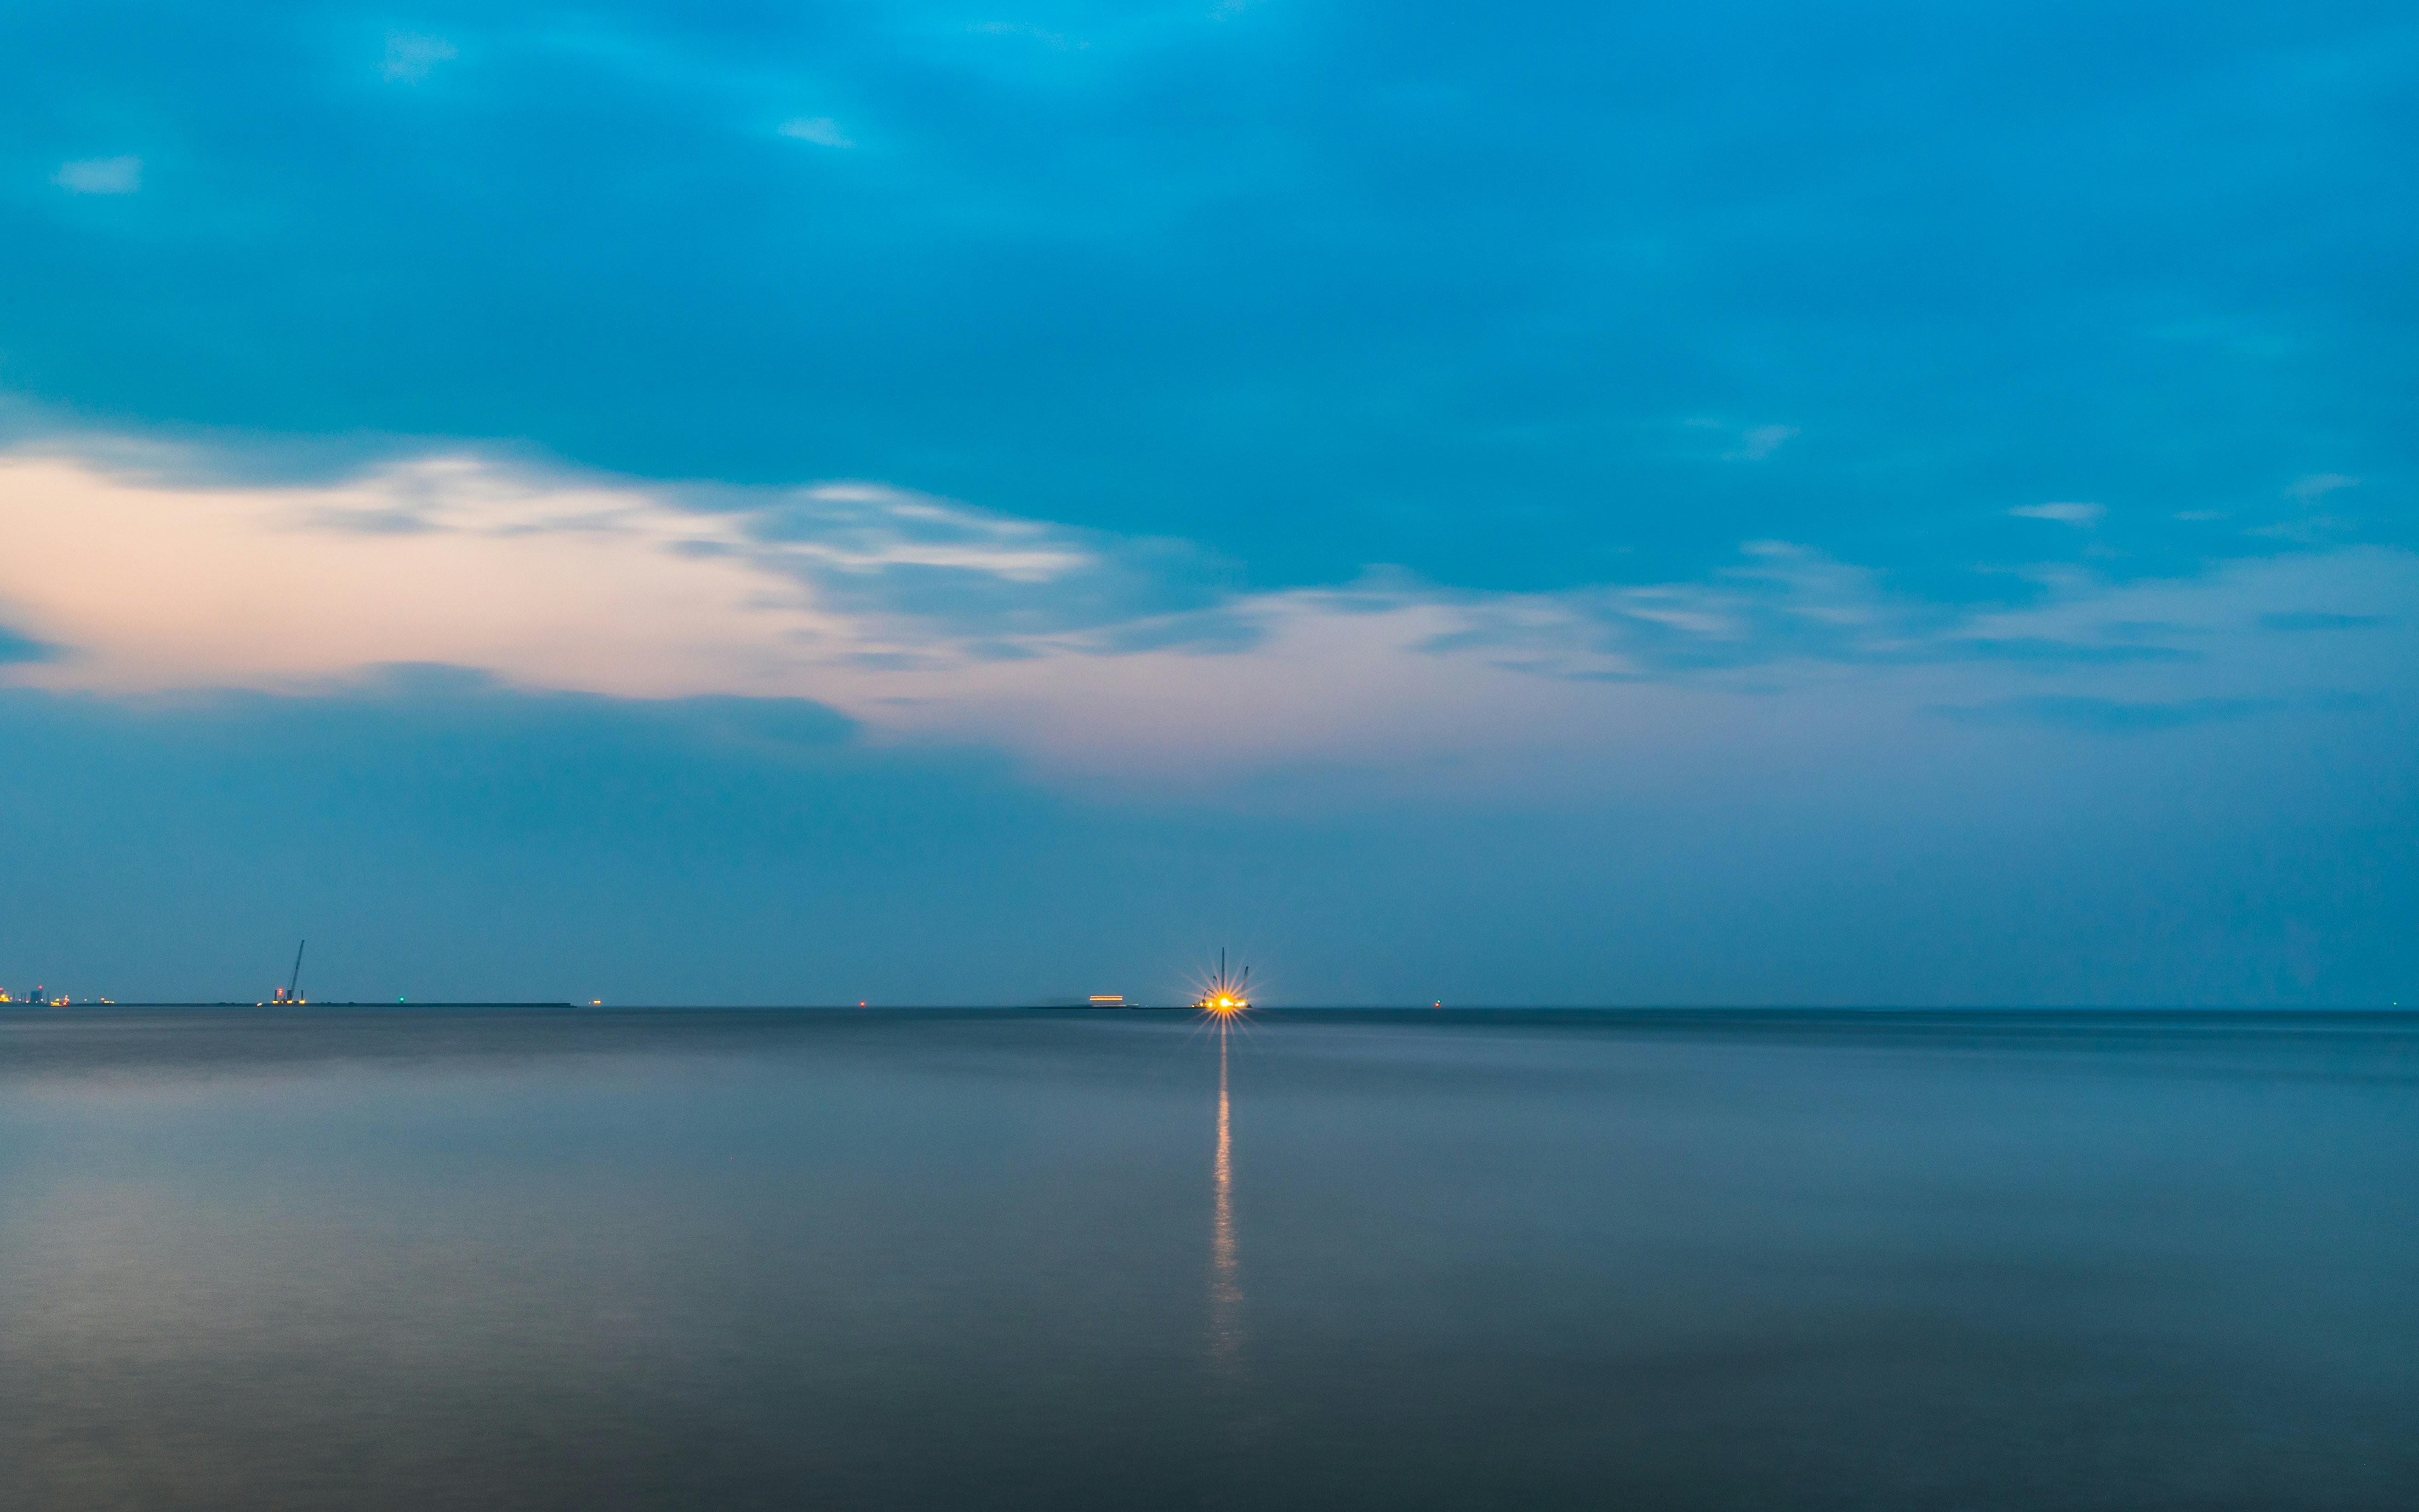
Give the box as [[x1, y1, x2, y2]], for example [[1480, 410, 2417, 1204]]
[[1192, 950, 1252, 1016]]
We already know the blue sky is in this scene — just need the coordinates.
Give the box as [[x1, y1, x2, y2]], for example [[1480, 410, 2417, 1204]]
[[1, 0, 2411, 1003]]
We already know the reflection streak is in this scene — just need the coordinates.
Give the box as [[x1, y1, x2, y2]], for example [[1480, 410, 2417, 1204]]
[[1210, 1023, 1241, 1368]]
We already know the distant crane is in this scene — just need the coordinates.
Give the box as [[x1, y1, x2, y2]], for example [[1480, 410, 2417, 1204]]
[[276, 939, 306, 1004], [1194, 948, 1250, 1014]]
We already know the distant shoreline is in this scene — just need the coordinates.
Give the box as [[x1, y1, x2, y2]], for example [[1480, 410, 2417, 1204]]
[[5, 1003, 2408, 1015], [50, 1002, 583, 1010]]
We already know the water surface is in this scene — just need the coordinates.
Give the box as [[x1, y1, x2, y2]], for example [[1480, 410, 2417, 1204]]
[[4, 1008, 2416, 1510]]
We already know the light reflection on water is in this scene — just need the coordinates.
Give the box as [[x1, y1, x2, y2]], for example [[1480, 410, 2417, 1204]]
[[1209, 1022, 1241, 1373], [4, 1007, 2419, 1511]]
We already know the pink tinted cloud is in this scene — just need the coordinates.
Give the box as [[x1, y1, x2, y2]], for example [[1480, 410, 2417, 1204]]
[[2, 446, 2408, 793]]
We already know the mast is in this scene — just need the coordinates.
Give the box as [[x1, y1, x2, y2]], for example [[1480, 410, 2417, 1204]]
[[287, 939, 306, 1003], [1195, 948, 1251, 1011]]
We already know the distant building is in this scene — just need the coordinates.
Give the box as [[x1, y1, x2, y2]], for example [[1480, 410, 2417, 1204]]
[[1088, 995, 1125, 1006]]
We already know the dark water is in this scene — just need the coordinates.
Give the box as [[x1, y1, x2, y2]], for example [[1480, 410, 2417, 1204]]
[[4, 1008, 2418, 1511]]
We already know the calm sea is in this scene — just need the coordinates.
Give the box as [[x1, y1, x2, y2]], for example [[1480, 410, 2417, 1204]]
[[4, 1008, 2416, 1510]]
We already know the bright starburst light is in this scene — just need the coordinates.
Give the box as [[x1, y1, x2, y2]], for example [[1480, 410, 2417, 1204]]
[[1191, 949, 1252, 1015]]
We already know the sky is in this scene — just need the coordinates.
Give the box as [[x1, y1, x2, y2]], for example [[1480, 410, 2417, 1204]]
[[1, 0, 2411, 1004]]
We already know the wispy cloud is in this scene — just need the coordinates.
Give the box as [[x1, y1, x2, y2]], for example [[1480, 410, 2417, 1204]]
[[1933, 695, 2284, 732], [0, 622, 53, 663], [969, 21, 1082, 50], [0, 448, 1120, 698], [52, 156, 141, 194], [778, 117, 856, 148], [2287, 473, 2359, 505], [2259, 611, 2385, 633], [2254, 474, 2364, 543], [0, 443, 2407, 784], [2009, 502, 2103, 525], [1730, 424, 1799, 462], [382, 32, 457, 83], [1685, 419, 1800, 462]]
